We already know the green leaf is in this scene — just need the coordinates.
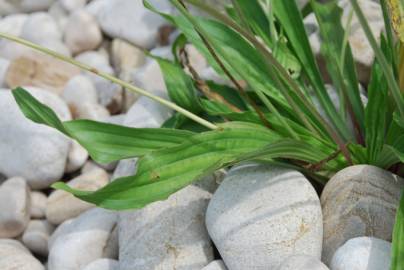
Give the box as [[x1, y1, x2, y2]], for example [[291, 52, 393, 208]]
[[391, 189, 404, 270], [54, 122, 283, 209], [273, 0, 350, 140], [151, 55, 201, 113], [365, 63, 388, 164], [12, 87, 194, 163]]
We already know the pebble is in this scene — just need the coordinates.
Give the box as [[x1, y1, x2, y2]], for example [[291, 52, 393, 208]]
[[206, 164, 323, 270], [89, 0, 172, 48], [62, 74, 98, 117], [65, 140, 89, 173], [0, 0, 53, 16], [83, 258, 119, 270], [330, 237, 391, 270], [75, 102, 111, 121], [321, 165, 403, 264], [0, 177, 30, 238], [0, 88, 71, 189], [59, 0, 88, 12], [46, 168, 109, 225], [20, 12, 62, 45], [48, 208, 118, 270], [30, 191, 47, 219], [64, 10, 102, 54], [22, 220, 55, 256], [111, 39, 145, 75], [0, 58, 10, 87], [0, 239, 44, 270], [277, 255, 329, 270]]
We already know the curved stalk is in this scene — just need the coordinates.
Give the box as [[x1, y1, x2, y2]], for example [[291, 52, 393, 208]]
[[0, 32, 218, 130]]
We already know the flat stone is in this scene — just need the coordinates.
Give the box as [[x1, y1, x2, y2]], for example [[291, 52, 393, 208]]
[[321, 165, 403, 264], [46, 168, 109, 225], [330, 237, 391, 270], [0, 177, 30, 238], [206, 164, 323, 270]]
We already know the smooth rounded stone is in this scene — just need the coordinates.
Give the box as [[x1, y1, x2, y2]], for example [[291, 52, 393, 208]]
[[46, 168, 109, 225], [30, 191, 47, 219], [330, 237, 391, 270], [65, 140, 89, 173], [0, 88, 71, 189], [6, 51, 80, 95], [277, 255, 329, 270], [59, 0, 88, 12], [106, 113, 126, 125], [132, 57, 167, 99], [0, 0, 53, 15], [111, 39, 145, 75], [75, 51, 123, 112], [22, 220, 55, 256], [76, 102, 111, 121], [62, 75, 98, 117], [206, 164, 323, 270], [119, 182, 215, 270], [321, 165, 404, 265], [83, 259, 119, 270], [20, 12, 62, 44], [81, 160, 104, 174], [48, 208, 118, 270], [64, 10, 102, 55], [0, 13, 28, 36], [202, 260, 227, 270], [48, 1, 69, 32], [0, 239, 44, 270], [89, 0, 172, 48], [0, 177, 30, 238]]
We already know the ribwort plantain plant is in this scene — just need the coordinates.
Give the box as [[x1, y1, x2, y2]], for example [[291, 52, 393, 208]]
[[2, 0, 404, 268]]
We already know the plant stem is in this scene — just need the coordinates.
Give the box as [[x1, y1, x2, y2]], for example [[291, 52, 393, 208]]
[[0, 32, 218, 130]]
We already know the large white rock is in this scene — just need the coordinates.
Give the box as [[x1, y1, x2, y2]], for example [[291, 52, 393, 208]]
[[0, 0, 53, 15], [64, 10, 102, 54], [277, 255, 329, 270], [82, 258, 119, 270], [321, 165, 403, 264], [30, 191, 47, 219], [119, 182, 215, 270], [0, 177, 30, 238], [48, 208, 118, 270], [0, 88, 71, 189], [330, 237, 391, 270], [202, 260, 227, 270], [0, 239, 44, 270], [20, 12, 62, 44], [88, 0, 172, 48], [46, 168, 109, 225], [206, 164, 323, 270], [22, 220, 55, 256]]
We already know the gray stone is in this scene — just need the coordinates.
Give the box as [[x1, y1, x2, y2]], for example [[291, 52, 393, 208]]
[[330, 237, 391, 270], [321, 165, 403, 264], [0, 177, 30, 238], [22, 220, 55, 256], [0, 88, 71, 189], [83, 259, 119, 270], [0, 239, 44, 270], [277, 255, 329, 270], [202, 260, 227, 270], [119, 182, 215, 270], [46, 168, 109, 225], [48, 208, 118, 270], [206, 164, 323, 270]]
